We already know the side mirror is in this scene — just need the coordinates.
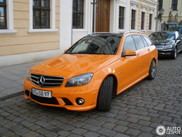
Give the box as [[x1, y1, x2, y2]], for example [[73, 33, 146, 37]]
[[124, 50, 137, 56]]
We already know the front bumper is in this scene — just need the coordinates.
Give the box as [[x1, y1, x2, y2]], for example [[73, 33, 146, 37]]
[[157, 49, 173, 57], [24, 78, 99, 111]]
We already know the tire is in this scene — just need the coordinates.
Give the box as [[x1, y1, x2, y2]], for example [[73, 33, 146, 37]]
[[147, 60, 157, 80], [97, 76, 113, 111], [171, 48, 177, 59]]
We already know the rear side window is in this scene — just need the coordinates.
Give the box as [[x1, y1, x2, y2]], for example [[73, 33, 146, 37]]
[[132, 35, 145, 50], [141, 36, 148, 47], [143, 36, 152, 46], [123, 36, 136, 51]]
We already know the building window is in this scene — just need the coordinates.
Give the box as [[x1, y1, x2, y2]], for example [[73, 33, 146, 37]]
[[0, 0, 7, 29], [33, 0, 50, 29], [72, 0, 84, 29], [171, 0, 178, 11], [131, 9, 136, 30], [119, 6, 125, 29], [141, 12, 145, 30], [158, 0, 163, 11], [149, 14, 152, 30]]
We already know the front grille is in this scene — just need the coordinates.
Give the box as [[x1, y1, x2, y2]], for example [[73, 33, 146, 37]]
[[62, 98, 73, 105], [30, 93, 59, 105], [30, 73, 64, 87], [156, 45, 164, 50]]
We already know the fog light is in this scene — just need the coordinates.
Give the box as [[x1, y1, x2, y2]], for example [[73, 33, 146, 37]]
[[76, 98, 85, 105]]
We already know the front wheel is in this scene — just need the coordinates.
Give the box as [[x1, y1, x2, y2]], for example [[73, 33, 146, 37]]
[[147, 60, 157, 80], [97, 76, 113, 111], [171, 48, 177, 59]]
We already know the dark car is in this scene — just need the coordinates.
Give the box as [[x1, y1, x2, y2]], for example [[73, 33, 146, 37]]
[[149, 31, 182, 59]]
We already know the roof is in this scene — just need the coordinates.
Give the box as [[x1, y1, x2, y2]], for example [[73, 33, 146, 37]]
[[88, 32, 123, 37], [151, 31, 177, 33]]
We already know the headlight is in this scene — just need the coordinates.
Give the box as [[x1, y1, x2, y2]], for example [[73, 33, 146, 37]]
[[66, 73, 93, 87], [26, 71, 31, 81], [164, 45, 173, 49]]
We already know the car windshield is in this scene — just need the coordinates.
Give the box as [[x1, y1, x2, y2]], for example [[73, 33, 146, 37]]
[[149, 32, 175, 41], [65, 35, 121, 55]]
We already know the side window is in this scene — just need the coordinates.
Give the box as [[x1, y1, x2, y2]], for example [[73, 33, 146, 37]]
[[143, 36, 152, 46], [123, 36, 136, 51], [132, 35, 145, 50], [141, 36, 148, 47]]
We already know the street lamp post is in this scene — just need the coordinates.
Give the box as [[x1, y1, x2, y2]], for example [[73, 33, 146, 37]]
[[156, 8, 164, 31], [91, 0, 96, 32]]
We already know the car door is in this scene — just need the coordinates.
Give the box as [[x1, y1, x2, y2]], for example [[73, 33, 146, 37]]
[[132, 35, 151, 79], [142, 35, 154, 67], [175, 32, 182, 52], [116, 35, 140, 93]]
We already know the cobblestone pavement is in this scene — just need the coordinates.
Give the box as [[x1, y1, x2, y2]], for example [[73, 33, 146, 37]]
[[0, 61, 42, 99], [1, 54, 182, 137]]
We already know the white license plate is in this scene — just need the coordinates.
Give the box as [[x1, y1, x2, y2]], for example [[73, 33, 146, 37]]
[[32, 88, 52, 98]]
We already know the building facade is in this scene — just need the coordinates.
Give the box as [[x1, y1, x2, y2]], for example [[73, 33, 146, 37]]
[[157, 0, 182, 31], [130, 0, 157, 33], [60, 0, 158, 50], [0, 0, 60, 66], [0, 0, 157, 66]]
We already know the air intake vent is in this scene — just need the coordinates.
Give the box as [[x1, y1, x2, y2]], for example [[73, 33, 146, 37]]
[[31, 93, 59, 105]]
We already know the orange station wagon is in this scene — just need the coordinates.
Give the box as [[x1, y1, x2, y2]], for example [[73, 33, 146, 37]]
[[24, 32, 158, 111]]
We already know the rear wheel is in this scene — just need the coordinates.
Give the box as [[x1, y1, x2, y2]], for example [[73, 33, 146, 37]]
[[97, 76, 113, 111], [147, 60, 157, 80]]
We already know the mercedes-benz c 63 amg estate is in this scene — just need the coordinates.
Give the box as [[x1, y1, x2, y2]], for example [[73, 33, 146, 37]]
[[24, 32, 158, 111]]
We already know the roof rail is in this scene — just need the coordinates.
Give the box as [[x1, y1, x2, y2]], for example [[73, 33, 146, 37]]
[[123, 31, 144, 35]]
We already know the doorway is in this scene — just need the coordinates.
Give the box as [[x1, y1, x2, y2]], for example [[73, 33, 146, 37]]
[[96, 0, 110, 32]]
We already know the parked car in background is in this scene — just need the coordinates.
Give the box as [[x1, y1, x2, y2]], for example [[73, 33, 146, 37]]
[[24, 32, 158, 111], [149, 31, 182, 59]]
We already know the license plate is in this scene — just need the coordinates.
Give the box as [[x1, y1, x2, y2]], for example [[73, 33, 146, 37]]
[[32, 88, 52, 98]]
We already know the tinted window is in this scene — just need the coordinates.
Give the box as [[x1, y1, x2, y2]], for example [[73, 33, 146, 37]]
[[65, 35, 121, 55], [123, 36, 136, 51], [143, 36, 152, 46], [132, 35, 145, 50]]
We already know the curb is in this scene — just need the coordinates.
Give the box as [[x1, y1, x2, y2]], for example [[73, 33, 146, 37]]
[[0, 91, 23, 101]]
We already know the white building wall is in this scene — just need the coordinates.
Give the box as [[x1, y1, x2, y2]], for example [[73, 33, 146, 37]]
[[60, 0, 157, 51], [60, 0, 73, 52], [60, 0, 131, 50], [110, 0, 130, 32], [73, 0, 93, 43]]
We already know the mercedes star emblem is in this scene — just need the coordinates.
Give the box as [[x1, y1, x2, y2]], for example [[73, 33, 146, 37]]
[[39, 76, 45, 86]]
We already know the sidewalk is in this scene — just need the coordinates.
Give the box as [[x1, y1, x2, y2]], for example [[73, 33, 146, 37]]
[[0, 60, 42, 100]]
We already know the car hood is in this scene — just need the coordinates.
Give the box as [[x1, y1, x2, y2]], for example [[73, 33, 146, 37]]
[[153, 40, 174, 46], [30, 54, 117, 78]]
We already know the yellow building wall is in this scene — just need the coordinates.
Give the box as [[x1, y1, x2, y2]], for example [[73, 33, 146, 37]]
[[131, 0, 157, 35], [0, 0, 60, 56], [162, 0, 182, 23]]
